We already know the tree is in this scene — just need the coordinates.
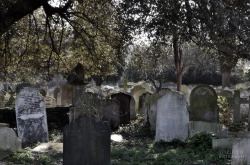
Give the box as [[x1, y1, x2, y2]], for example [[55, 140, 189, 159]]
[[126, 42, 170, 91], [0, 0, 130, 83], [117, 0, 250, 89]]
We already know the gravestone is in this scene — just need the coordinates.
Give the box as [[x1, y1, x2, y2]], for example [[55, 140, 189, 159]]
[[156, 89, 189, 142], [131, 85, 148, 114], [111, 93, 135, 124], [119, 80, 132, 93], [53, 87, 61, 105], [0, 123, 21, 152], [231, 138, 250, 165], [181, 85, 190, 103], [63, 116, 110, 165], [138, 92, 151, 116], [15, 88, 49, 146], [143, 89, 170, 130], [189, 85, 218, 123], [61, 84, 73, 107], [70, 93, 120, 129]]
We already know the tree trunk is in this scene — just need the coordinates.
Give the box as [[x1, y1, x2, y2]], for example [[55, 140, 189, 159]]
[[176, 72, 182, 91], [221, 70, 231, 88], [219, 59, 233, 88]]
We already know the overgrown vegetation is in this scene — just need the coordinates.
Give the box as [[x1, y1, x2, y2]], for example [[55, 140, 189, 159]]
[[218, 96, 233, 127], [2, 118, 231, 165]]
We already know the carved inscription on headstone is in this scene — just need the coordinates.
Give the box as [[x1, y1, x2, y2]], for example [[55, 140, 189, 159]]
[[15, 88, 48, 146]]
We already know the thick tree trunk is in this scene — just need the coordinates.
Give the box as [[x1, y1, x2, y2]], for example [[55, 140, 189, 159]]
[[176, 72, 182, 91], [221, 70, 231, 88], [219, 59, 233, 88]]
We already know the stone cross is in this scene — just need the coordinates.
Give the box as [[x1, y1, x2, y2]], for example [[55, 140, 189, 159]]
[[226, 90, 249, 123], [119, 80, 132, 93]]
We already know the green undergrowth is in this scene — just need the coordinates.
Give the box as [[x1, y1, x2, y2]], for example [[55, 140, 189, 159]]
[[2, 118, 231, 165], [111, 118, 231, 165]]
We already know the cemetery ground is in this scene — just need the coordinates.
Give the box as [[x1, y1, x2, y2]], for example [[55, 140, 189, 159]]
[[1, 117, 230, 165]]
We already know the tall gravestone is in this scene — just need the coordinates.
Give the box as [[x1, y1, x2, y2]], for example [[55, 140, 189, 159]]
[[111, 93, 135, 124], [190, 85, 218, 123], [15, 88, 49, 146], [156, 89, 189, 142], [63, 116, 111, 165], [143, 89, 169, 130], [70, 92, 120, 129], [61, 84, 73, 107]]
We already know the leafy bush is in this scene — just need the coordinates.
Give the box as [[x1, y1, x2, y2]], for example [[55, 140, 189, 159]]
[[186, 132, 213, 150], [218, 96, 233, 127]]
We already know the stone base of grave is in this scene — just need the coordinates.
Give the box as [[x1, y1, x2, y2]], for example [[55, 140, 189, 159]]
[[212, 138, 235, 149], [231, 138, 250, 165], [228, 122, 246, 132], [188, 121, 229, 138]]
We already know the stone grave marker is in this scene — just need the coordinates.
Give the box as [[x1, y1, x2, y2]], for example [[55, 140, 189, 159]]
[[111, 93, 135, 124], [138, 92, 151, 116], [0, 123, 21, 152], [70, 92, 120, 129], [142, 89, 169, 131], [231, 138, 250, 165], [63, 116, 111, 165], [119, 80, 132, 93], [225, 90, 249, 124], [156, 89, 189, 142], [181, 85, 190, 103], [131, 85, 148, 114], [15, 88, 49, 146], [53, 87, 61, 105], [189, 85, 218, 123], [61, 84, 73, 106]]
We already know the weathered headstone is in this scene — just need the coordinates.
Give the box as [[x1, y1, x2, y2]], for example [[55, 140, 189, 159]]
[[131, 85, 148, 114], [15, 88, 49, 146], [181, 85, 190, 103], [156, 89, 189, 142], [119, 80, 132, 93], [231, 138, 250, 165], [138, 92, 151, 116], [70, 93, 120, 129], [61, 84, 73, 107], [143, 89, 169, 131], [63, 116, 111, 165], [111, 93, 135, 124], [0, 123, 21, 152], [53, 87, 61, 105], [189, 85, 218, 123]]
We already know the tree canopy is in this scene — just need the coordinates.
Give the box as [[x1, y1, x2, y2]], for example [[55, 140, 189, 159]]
[[0, 0, 130, 83]]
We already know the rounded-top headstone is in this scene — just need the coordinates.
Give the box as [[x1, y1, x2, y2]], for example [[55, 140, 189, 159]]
[[190, 85, 218, 123], [15, 88, 48, 146]]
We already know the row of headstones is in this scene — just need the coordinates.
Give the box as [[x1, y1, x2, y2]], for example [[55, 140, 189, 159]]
[[140, 85, 250, 139], [2, 88, 130, 164]]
